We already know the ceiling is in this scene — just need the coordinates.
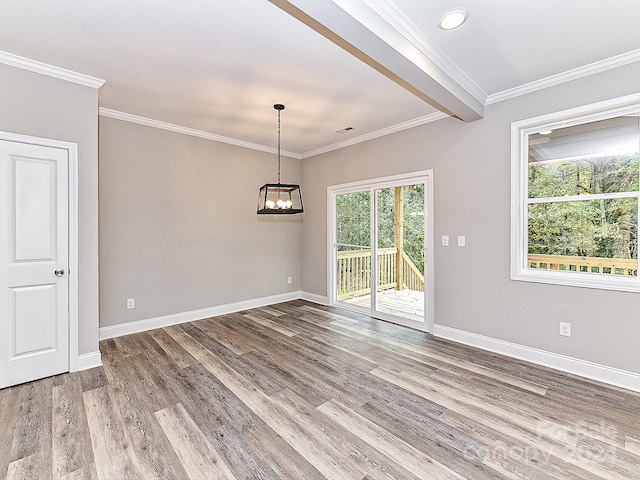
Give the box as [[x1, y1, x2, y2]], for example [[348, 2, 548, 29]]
[[1, 0, 639, 157]]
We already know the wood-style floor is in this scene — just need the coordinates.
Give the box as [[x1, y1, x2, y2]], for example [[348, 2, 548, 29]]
[[1, 300, 639, 480]]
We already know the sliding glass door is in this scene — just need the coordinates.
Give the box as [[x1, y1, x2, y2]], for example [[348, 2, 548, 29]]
[[329, 171, 433, 332]]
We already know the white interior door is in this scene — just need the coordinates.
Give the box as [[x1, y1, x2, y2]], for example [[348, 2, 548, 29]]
[[0, 140, 69, 388]]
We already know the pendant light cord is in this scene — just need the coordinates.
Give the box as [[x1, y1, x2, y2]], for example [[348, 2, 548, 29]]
[[277, 106, 281, 184]]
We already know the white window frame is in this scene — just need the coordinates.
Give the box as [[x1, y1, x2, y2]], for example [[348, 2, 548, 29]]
[[511, 93, 640, 292]]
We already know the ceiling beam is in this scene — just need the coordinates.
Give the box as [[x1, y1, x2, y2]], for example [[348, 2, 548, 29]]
[[269, 0, 484, 122]]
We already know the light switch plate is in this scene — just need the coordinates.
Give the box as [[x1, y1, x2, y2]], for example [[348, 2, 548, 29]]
[[458, 235, 466, 247]]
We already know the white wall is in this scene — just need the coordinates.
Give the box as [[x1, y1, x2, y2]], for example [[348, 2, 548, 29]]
[[99, 117, 302, 328], [301, 61, 640, 375], [0, 64, 100, 357]]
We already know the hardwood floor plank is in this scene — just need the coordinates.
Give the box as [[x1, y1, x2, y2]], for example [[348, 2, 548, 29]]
[[256, 305, 286, 317], [289, 329, 382, 372], [5, 449, 51, 480], [58, 464, 99, 480], [83, 387, 143, 480], [78, 367, 109, 393], [113, 333, 151, 358], [300, 304, 362, 322], [271, 388, 423, 480], [573, 436, 640, 480], [124, 353, 181, 413], [149, 329, 197, 369], [245, 425, 326, 480], [217, 312, 296, 352], [0, 384, 22, 478], [191, 316, 254, 355], [231, 313, 381, 374], [99, 359, 190, 479], [52, 375, 94, 478], [626, 437, 640, 455], [318, 399, 465, 480], [331, 318, 548, 395], [155, 403, 236, 480], [543, 387, 640, 437], [9, 377, 54, 463], [307, 307, 541, 399], [104, 334, 183, 413], [245, 339, 436, 415], [205, 421, 280, 480], [243, 312, 299, 337], [177, 322, 285, 397], [356, 397, 505, 480], [370, 367, 555, 447], [173, 362, 265, 434], [237, 350, 336, 407]]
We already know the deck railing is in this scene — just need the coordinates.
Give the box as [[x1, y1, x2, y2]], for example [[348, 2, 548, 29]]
[[528, 254, 638, 276], [337, 248, 424, 300]]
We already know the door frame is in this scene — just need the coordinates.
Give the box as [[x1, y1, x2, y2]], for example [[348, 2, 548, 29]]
[[1, 130, 79, 372], [327, 170, 434, 333]]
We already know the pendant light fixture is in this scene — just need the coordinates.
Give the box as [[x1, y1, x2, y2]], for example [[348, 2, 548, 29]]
[[257, 104, 304, 214]]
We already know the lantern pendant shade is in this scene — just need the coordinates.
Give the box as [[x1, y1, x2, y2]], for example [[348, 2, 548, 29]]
[[257, 104, 304, 215], [257, 183, 304, 214]]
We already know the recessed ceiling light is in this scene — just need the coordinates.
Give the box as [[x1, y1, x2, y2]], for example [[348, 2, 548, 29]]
[[437, 8, 468, 30]]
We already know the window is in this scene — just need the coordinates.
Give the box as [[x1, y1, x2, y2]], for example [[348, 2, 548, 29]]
[[511, 94, 640, 292]]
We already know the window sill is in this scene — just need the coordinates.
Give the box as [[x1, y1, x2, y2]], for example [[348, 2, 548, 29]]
[[511, 268, 640, 293]]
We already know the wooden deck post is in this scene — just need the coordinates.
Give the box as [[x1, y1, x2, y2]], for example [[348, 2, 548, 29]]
[[394, 187, 403, 290]]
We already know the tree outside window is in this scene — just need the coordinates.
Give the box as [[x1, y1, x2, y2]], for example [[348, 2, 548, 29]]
[[511, 95, 640, 291]]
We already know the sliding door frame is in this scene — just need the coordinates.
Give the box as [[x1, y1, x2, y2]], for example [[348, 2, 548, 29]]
[[327, 170, 434, 333]]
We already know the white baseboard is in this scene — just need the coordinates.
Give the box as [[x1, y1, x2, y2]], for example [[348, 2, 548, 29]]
[[434, 324, 640, 393], [77, 351, 103, 371], [300, 291, 329, 305], [99, 291, 302, 340]]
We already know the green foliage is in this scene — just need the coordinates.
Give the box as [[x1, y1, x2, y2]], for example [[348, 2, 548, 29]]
[[528, 154, 639, 259], [336, 191, 371, 249], [376, 185, 425, 273], [336, 184, 425, 273]]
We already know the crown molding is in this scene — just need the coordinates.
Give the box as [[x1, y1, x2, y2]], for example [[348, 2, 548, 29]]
[[486, 48, 640, 105], [99, 108, 301, 159], [360, 0, 487, 105], [301, 111, 449, 159], [100, 108, 448, 160], [0, 50, 105, 89]]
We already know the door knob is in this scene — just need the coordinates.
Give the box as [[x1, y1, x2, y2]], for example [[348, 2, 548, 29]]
[[54, 269, 65, 277]]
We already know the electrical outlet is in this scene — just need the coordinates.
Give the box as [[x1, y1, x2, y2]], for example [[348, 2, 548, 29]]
[[287, 276, 292, 284], [442, 235, 449, 246], [559, 322, 571, 337], [127, 298, 135, 309]]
